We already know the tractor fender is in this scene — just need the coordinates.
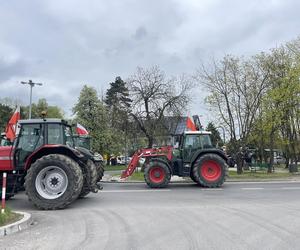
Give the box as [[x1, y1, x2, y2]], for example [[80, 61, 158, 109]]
[[191, 148, 228, 166], [24, 145, 85, 170], [148, 157, 173, 175]]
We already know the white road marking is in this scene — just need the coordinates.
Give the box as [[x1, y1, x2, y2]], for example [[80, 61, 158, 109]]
[[281, 187, 300, 190], [241, 188, 264, 190], [229, 180, 300, 184], [101, 189, 171, 193], [201, 189, 223, 191]]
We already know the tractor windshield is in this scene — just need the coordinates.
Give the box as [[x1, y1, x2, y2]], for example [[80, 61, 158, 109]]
[[183, 134, 213, 161]]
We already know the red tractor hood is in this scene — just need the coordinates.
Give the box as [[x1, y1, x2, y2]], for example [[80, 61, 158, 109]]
[[0, 146, 13, 171]]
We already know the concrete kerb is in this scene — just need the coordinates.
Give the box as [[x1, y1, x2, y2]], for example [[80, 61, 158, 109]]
[[0, 211, 32, 237]]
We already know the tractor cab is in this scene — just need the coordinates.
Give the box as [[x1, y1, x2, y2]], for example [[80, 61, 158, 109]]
[[180, 131, 213, 162], [13, 119, 75, 170]]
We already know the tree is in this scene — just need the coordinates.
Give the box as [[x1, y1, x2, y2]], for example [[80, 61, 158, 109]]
[[206, 122, 222, 147], [105, 76, 132, 127], [197, 55, 269, 148], [21, 98, 64, 119], [257, 45, 300, 171], [105, 77, 132, 155], [128, 66, 192, 148], [0, 104, 13, 133], [73, 85, 121, 155]]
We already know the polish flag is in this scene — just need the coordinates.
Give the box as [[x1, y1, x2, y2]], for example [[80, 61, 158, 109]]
[[186, 117, 197, 131], [76, 123, 89, 135], [5, 106, 21, 141]]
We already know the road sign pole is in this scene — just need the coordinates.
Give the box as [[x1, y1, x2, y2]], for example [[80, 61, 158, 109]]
[[1, 172, 7, 214]]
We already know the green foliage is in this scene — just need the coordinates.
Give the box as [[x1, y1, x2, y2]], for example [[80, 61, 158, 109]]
[[205, 122, 223, 147], [21, 98, 64, 119], [0, 104, 13, 132], [73, 85, 122, 155], [200, 37, 300, 168], [105, 77, 132, 155]]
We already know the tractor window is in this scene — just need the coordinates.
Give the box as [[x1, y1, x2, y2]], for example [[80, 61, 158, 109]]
[[200, 135, 213, 148], [15, 124, 44, 167], [184, 135, 201, 149], [48, 124, 64, 145], [183, 135, 202, 161], [17, 124, 44, 151], [64, 126, 74, 147]]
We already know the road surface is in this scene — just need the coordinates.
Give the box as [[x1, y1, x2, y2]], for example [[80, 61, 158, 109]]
[[1, 181, 300, 250]]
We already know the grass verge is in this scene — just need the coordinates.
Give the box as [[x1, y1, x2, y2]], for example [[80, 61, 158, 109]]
[[0, 207, 23, 227], [228, 171, 293, 179], [104, 165, 127, 171]]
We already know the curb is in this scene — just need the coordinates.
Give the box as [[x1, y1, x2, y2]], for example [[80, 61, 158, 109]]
[[0, 211, 32, 237]]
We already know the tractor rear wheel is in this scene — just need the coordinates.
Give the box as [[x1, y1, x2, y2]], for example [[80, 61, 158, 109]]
[[25, 154, 83, 210], [144, 161, 171, 188], [193, 154, 227, 188], [79, 160, 98, 198], [95, 161, 104, 182]]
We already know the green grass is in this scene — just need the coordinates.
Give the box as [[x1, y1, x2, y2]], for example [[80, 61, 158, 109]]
[[104, 165, 127, 171], [228, 171, 293, 179], [128, 172, 145, 181], [0, 207, 23, 227]]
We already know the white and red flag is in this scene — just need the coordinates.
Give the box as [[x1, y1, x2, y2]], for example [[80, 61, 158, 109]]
[[5, 106, 20, 141], [76, 123, 89, 135]]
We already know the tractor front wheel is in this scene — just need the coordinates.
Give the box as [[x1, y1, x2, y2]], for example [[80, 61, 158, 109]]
[[144, 161, 171, 188], [25, 154, 83, 210], [193, 154, 227, 188]]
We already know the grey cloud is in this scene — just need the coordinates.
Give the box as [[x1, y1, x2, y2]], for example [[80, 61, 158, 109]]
[[0, 0, 299, 119], [0, 59, 27, 83]]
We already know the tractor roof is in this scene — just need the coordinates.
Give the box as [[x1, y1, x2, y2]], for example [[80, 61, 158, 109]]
[[18, 119, 69, 125], [184, 130, 212, 135]]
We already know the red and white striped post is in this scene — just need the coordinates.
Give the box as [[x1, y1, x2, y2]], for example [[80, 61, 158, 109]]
[[1, 173, 7, 214]]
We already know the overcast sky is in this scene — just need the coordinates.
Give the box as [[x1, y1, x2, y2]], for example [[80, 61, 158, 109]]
[[0, 0, 299, 124]]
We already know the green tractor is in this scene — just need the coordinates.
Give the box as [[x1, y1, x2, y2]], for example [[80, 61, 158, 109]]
[[122, 131, 228, 188]]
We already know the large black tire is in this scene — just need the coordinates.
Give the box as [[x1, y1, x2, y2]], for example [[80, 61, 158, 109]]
[[79, 160, 98, 198], [95, 161, 104, 182], [193, 154, 227, 188], [144, 161, 171, 188], [25, 154, 83, 210]]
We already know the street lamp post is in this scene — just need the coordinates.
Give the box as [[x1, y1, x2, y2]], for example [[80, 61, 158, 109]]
[[21, 80, 43, 119]]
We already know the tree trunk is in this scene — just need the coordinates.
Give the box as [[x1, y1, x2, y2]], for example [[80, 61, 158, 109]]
[[147, 136, 154, 148], [268, 131, 275, 173]]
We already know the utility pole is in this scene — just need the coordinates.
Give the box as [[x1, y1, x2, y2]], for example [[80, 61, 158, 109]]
[[20, 80, 43, 119]]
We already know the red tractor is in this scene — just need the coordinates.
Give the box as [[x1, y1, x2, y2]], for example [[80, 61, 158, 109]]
[[0, 119, 104, 209], [121, 131, 228, 188]]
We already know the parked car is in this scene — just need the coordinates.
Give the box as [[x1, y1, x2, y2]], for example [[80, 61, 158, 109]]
[[117, 156, 132, 165], [274, 155, 286, 164]]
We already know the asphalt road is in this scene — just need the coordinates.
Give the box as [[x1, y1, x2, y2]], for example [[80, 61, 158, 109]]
[[1, 181, 300, 250]]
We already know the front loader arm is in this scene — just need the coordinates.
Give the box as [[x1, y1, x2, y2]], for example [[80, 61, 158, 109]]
[[121, 146, 173, 179], [121, 150, 144, 178]]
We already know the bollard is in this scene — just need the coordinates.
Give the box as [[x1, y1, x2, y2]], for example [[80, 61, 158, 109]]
[[1, 172, 7, 214]]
